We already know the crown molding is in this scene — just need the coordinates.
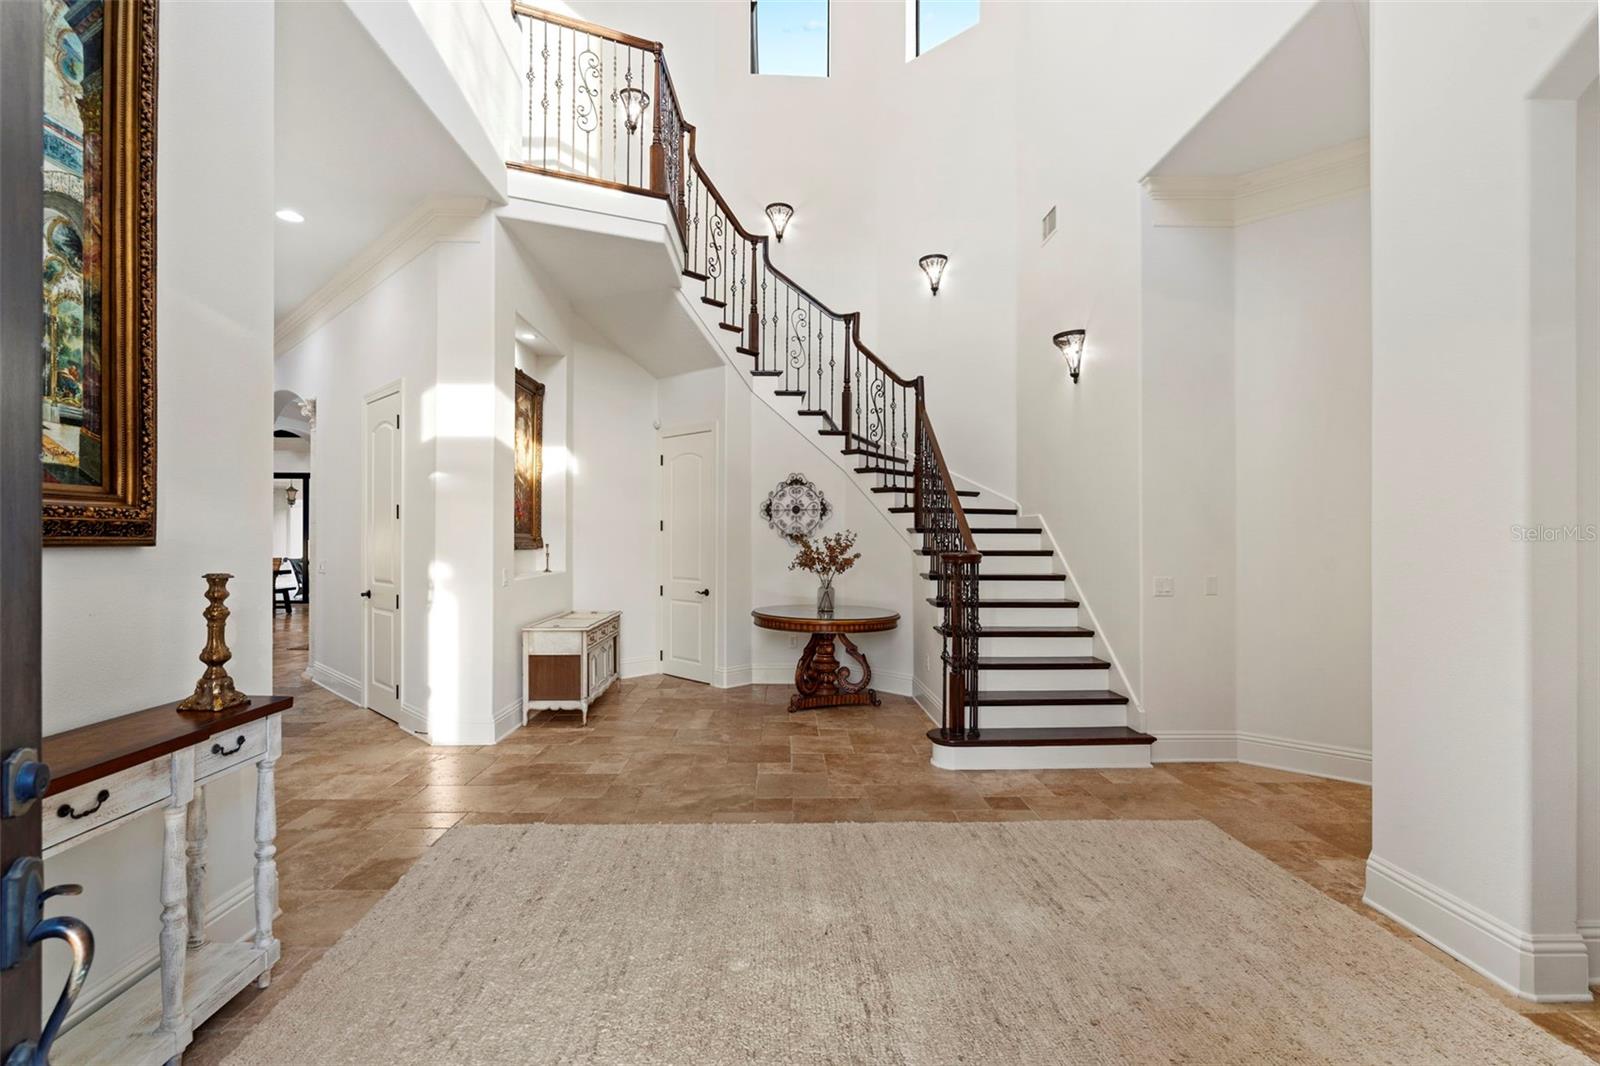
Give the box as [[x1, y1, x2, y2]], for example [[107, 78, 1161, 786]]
[[274, 196, 488, 356], [1144, 138, 1368, 228]]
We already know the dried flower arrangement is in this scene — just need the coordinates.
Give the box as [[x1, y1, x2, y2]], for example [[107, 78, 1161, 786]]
[[789, 530, 861, 615]]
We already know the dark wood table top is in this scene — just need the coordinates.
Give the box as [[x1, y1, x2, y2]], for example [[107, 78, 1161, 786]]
[[751, 604, 900, 635], [42, 694, 294, 795]]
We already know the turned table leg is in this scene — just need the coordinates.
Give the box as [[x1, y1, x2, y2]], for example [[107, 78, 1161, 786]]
[[253, 716, 282, 988], [185, 785, 207, 951], [159, 749, 195, 1044]]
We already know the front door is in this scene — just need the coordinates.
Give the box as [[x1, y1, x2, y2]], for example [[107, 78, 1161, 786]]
[[661, 428, 715, 683], [364, 387, 403, 721]]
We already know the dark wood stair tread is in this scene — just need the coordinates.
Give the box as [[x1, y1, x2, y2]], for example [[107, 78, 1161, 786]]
[[702, 296, 727, 309], [718, 322, 741, 333], [683, 269, 710, 281], [736, 346, 760, 357], [978, 656, 1110, 669], [927, 597, 1079, 609], [927, 726, 1153, 748], [752, 370, 783, 378], [917, 546, 1042, 555], [977, 689, 1128, 706], [938, 625, 1093, 638], [898, 506, 1017, 515], [911, 526, 1042, 535], [920, 572, 1064, 582], [773, 387, 805, 394], [855, 465, 912, 477]]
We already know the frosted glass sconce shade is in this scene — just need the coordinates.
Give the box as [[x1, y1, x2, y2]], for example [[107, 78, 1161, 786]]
[[919, 253, 949, 296], [1053, 329, 1086, 384], [765, 202, 794, 241]]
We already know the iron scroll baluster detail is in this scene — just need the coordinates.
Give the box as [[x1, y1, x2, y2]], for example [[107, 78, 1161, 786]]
[[574, 48, 602, 133]]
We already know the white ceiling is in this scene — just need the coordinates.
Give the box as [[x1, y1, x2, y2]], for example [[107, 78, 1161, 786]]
[[274, 1, 495, 320], [1149, 0, 1369, 178]]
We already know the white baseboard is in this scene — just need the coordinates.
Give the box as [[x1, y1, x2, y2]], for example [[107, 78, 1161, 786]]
[[714, 665, 753, 689], [1236, 731, 1371, 785], [311, 662, 363, 707], [492, 698, 522, 742], [1364, 854, 1593, 1002], [1151, 729, 1372, 785], [1580, 921, 1600, 984], [621, 657, 658, 680], [394, 702, 429, 738], [913, 676, 941, 726], [1152, 731, 1238, 763], [65, 878, 256, 1032]]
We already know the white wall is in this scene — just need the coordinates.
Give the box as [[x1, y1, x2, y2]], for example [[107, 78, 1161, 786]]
[[1365, 0, 1596, 1001], [1139, 215, 1237, 754], [276, 250, 441, 730], [42, 0, 275, 1023], [1233, 193, 1372, 769], [1577, 76, 1600, 977]]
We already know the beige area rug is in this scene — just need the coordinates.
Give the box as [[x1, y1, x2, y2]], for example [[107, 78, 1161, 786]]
[[224, 822, 1585, 1065]]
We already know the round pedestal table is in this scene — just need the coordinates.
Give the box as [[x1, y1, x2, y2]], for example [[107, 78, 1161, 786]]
[[751, 604, 901, 713]]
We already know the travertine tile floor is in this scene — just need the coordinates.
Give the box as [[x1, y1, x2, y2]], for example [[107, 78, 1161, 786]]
[[184, 612, 1600, 1063]]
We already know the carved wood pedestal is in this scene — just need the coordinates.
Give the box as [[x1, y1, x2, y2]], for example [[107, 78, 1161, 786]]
[[752, 605, 900, 714]]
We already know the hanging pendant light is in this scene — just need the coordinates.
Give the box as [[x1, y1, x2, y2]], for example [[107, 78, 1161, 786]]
[[284, 483, 299, 507], [1053, 329, 1086, 384], [618, 86, 650, 134], [765, 202, 794, 242], [919, 253, 949, 296]]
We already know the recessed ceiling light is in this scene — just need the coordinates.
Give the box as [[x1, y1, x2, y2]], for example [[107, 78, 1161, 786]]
[[275, 208, 305, 223]]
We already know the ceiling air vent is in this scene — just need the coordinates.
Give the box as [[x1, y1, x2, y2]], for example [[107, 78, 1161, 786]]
[[1041, 205, 1057, 244]]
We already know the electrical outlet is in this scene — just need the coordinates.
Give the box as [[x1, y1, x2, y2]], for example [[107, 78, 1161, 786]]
[[1204, 575, 1219, 596], [1153, 576, 1175, 598]]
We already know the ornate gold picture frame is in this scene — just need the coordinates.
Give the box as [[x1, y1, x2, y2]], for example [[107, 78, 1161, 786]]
[[41, 0, 157, 545]]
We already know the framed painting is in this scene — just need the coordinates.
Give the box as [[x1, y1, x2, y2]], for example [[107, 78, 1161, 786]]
[[514, 369, 545, 551], [41, 0, 157, 545]]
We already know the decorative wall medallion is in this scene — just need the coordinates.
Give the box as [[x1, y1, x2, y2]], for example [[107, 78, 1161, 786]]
[[760, 473, 831, 539]]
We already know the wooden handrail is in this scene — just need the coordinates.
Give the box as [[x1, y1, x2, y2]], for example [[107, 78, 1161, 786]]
[[510, 2, 658, 52], [916, 400, 979, 557]]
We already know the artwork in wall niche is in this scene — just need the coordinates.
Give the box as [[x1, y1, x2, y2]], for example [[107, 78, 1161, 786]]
[[514, 369, 545, 550], [41, 0, 158, 545], [760, 473, 831, 539]]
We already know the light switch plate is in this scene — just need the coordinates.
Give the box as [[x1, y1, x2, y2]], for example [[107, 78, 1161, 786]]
[[1153, 576, 1175, 598], [1205, 575, 1220, 596]]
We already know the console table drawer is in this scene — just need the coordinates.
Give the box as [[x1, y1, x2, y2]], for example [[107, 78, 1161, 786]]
[[196, 719, 267, 780], [45, 757, 172, 853]]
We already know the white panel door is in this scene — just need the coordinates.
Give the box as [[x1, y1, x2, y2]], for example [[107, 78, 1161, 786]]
[[364, 388, 403, 721], [662, 430, 715, 683]]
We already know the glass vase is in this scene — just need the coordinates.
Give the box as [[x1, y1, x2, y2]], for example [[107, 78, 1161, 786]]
[[816, 580, 836, 617]]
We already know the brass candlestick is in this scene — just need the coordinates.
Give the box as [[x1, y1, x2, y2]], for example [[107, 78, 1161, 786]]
[[177, 573, 249, 712]]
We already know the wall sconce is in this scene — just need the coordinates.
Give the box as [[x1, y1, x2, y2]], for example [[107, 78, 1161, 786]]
[[284, 484, 299, 507], [919, 253, 949, 296], [618, 87, 649, 134], [1053, 329, 1086, 384], [765, 202, 794, 242]]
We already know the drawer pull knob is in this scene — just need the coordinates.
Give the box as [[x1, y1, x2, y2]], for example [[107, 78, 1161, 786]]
[[56, 790, 110, 820], [211, 735, 247, 757]]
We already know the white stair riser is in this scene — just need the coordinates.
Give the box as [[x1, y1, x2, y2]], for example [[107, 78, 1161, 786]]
[[931, 743, 1152, 771], [975, 705, 1129, 729], [973, 555, 1055, 576], [976, 635, 1095, 656], [976, 668, 1111, 692], [973, 532, 1043, 552], [980, 579, 1071, 601], [981, 605, 1078, 627]]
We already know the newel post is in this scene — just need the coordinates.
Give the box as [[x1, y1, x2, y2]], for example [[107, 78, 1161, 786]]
[[840, 315, 855, 451], [649, 46, 666, 195], [912, 377, 925, 528], [747, 241, 761, 349], [945, 557, 967, 737]]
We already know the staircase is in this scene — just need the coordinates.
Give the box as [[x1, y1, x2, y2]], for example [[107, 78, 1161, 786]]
[[509, 4, 1154, 769]]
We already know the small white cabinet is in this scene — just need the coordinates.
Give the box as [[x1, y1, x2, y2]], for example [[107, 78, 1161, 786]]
[[522, 610, 621, 725]]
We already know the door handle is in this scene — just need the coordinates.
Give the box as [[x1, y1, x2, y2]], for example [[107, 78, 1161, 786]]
[[360, 590, 372, 599], [1, 858, 94, 1066], [696, 588, 711, 597]]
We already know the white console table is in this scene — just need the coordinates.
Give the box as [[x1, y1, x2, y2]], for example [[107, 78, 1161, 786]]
[[522, 610, 621, 725], [39, 694, 291, 1066]]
